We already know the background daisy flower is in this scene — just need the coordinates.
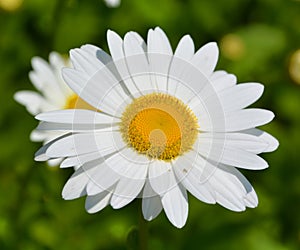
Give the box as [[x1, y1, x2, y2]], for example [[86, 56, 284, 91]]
[[14, 52, 95, 165], [104, 0, 121, 8], [35, 27, 278, 228]]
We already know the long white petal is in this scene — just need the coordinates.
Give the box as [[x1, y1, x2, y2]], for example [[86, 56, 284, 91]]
[[48, 52, 73, 97], [86, 148, 147, 196], [242, 128, 279, 153], [30, 57, 67, 105], [168, 35, 195, 96], [110, 149, 148, 208], [217, 83, 264, 112], [147, 27, 173, 92], [224, 109, 275, 132], [85, 191, 112, 213], [161, 184, 188, 228], [60, 151, 106, 168], [221, 165, 258, 208], [80, 44, 112, 65], [148, 161, 176, 196], [36, 109, 119, 124], [62, 166, 92, 200], [14, 91, 55, 115], [142, 181, 163, 221], [211, 72, 237, 91], [173, 151, 216, 203], [191, 42, 219, 76], [124, 32, 154, 93], [198, 132, 271, 154], [107, 30, 140, 96], [200, 145, 268, 170], [63, 65, 128, 116], [45, 130, 124, 158], [85, 151, 132, 195]]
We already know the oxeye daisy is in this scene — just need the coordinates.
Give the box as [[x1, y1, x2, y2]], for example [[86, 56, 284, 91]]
[[104, 0, 120, 8], [35, 27, 278, 228], [14, 52, 95, 165]]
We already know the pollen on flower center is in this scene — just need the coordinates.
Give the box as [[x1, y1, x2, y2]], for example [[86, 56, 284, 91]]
[[120, 93, 199, 161], [65, 94, 97, 110]]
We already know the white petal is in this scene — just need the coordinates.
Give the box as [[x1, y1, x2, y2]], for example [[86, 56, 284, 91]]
[[244, 189, 258, 208], [36, 109, 118, 124], [124, 32, 155, 93], [14, 91, 55, 115], [217, 83, 264, 112], [45, 130, 124, 158], [196, 133, 269, 170], [161, 184, 188, 228], [30, 57, 59, 89], [36, 121, 116, 132], [70, 47, 104, 76], [110, 177, 145, 209], [110, 149, 148, 208], [174, 35, 194, 59], [211, 146, 268, 170], [104, 0, 120, 8], [198, 132, 271, 154], [107, 30, 140, 96], [173, 151, 216, 203], [211, 72, 237, 92], [191, 42, 219, 76], [63, 65, 128, 116], [147, 27, 173, 92], [47, 158, 62, 166], [80, 44, 112, 65], [171, 58, 212, 104], [30, 130, 57, 142], [30, 57, 67, 105], [85, 151, 131, 195], [188, 74, 236, 110], [107, 30, 124, 61], [207, 164, 258, 211], [223, 166, 258, 208], [148, 161, 176, 196], [85, 191, 112, 213], [34, 133, 71, 161], [168, 35, 195, 95], [48, 52, 72, 97], [142, 181, 163, 221], [86, 148, 148, 196], [242, 128, 279, 153], [62, 166, 91, 200], [60, 151, 105, 168], [210, 70, 227, 81], [196, 108, 274, 133], [224, 109, 275, 132]]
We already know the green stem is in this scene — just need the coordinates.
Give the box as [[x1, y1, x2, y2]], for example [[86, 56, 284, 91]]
[[138, 200, 148, 250]]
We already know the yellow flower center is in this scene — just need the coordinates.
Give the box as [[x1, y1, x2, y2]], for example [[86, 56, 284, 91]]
[[120, 93, 199, 161], [64, 94, 97, 110]]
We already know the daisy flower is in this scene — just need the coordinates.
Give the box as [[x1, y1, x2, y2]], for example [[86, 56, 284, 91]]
[[104, 0, 120, 8], [35, 27, 278, 228], [14, 52, 95, 165]]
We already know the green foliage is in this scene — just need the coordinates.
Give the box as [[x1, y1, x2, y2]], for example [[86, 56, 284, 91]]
[[0, 0, 300, 249]]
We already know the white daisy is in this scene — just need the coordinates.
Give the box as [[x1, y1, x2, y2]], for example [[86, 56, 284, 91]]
[[14, 52, 95, 165], [104, 0, 120, 8], [34, 27, 278, 228]]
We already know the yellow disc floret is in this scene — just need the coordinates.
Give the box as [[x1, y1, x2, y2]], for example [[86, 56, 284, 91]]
[[65, 94, 97, 110], [120, 93, 199, 161]]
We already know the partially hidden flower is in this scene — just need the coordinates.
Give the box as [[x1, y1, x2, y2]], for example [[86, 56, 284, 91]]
[[34, 27, 279, 228], [104, 0, 120, 8], [14, 52, 95, 165]]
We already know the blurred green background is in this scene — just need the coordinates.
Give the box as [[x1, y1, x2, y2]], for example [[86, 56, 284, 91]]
[[1, 0, 300, 249]]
